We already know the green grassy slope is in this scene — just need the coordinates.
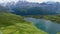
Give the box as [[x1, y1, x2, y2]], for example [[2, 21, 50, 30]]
[[43, 15, 60, 23], [0, 12, 47, 34], [57, 32, 60, 34]]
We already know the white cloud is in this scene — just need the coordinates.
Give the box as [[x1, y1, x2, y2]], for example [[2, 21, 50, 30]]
[[0, 0, 60, 3], [26, 0, 60, 3], [0, 0, 19, 3], [26, 0, 46, 3]]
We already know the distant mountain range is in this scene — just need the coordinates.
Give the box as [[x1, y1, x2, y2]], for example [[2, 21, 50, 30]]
[[0, 1, 60, 15]]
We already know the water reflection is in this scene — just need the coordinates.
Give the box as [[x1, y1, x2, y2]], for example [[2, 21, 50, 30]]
[[24, 17, 60, 34]]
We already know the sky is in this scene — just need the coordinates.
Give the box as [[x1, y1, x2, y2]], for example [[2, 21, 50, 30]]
[[26, 0, 60, 3], [0, 0, 18, 3], [0, 0, 60, 3]]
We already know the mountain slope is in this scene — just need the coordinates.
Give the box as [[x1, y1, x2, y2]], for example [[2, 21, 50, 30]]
[[1, 1, 60, 15], [6, 1, 60, 14], [0, 12, 47, 34]]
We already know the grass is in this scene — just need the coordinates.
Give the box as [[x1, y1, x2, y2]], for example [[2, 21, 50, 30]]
[[57, 32, 60, 34], [0, 12, 48, 34]]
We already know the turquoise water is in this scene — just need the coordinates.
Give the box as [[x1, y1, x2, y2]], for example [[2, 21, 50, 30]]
[[24, 17, 60, 34]]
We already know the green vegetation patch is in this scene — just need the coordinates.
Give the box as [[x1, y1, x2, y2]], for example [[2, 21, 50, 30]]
[[0, 12, 47, 34], [57, 32, 60, 34], [0, 23, 47, 34]]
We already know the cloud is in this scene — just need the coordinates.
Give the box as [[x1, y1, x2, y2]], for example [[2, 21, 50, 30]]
[[26, 0, 46, 3], [0, 0, 19, 3], [26, 0, 60, 3], [0, 0, 60, 3]]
